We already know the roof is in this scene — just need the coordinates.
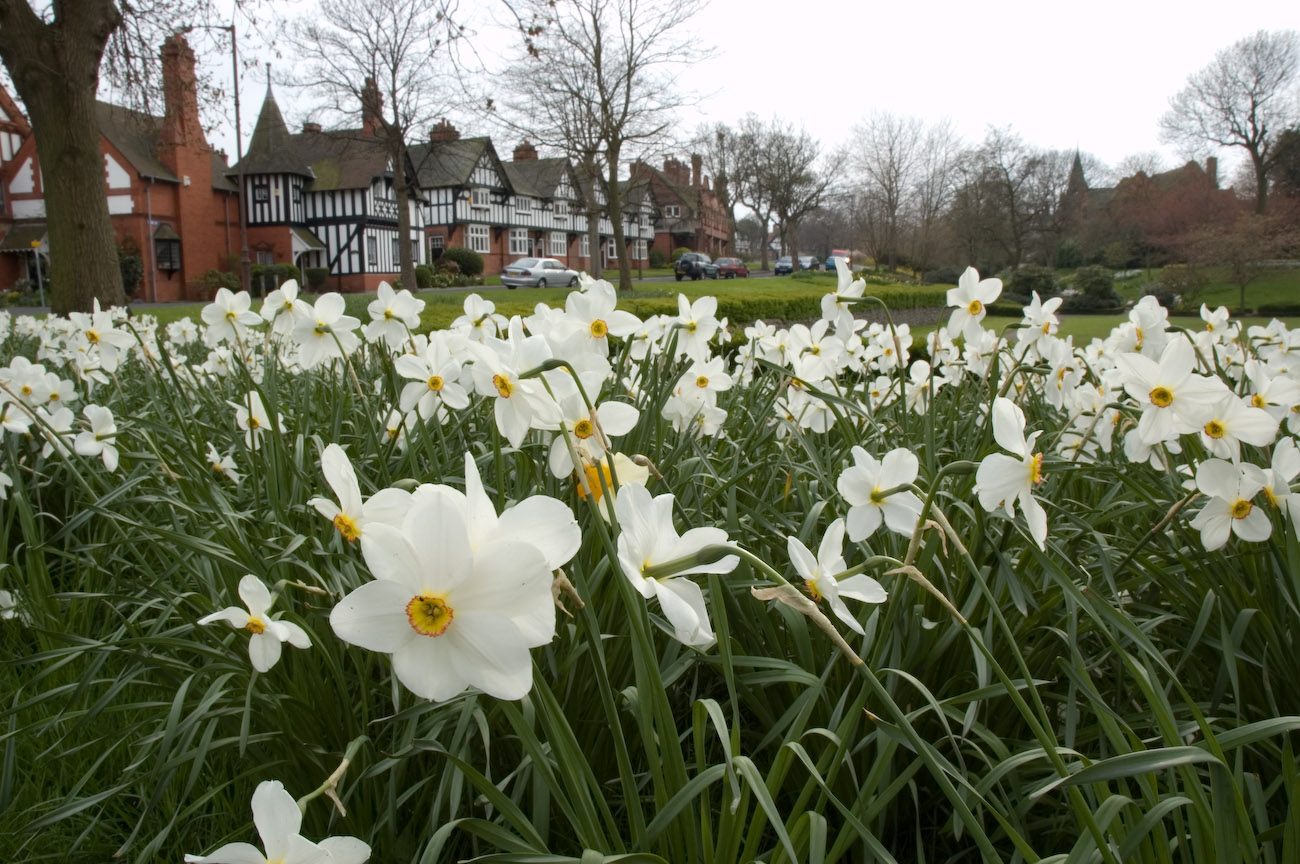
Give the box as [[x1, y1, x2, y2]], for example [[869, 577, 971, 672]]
[[504, 157, 571, 199], [234, 88, 314, 177], [95, 102, 177, 182], [210, 151, 238, 193], [0, 222, 46, 253], [291, 226, 326, 251], [410, 137, 505, 190], [290, 128, 391, 191]]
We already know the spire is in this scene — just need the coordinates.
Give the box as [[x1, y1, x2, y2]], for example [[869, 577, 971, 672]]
[[235, 76, 313, 177], [1066, 150, 1088, 196]]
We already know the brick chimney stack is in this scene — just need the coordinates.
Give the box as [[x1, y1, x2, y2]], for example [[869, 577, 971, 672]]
[[513, 140, 538, 161], [302, 122, 322, 134], [361, 78, 383, 137], [691, 153, 702, 187], [160, 34, 203, 149], [1206, 156, 1218, 187], [429, 119, 460, 143]]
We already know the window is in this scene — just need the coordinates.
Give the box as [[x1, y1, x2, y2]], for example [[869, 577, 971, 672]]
[[467, 224, 490, 254], [580, 235, 590, 258], [606, 240, 619, 261], [549, 232, 566, 256], [469, 188, 490, 209], [412, 239, 420, 263], [254, 184, 269, 203], [154, 228, 181, 274], [633, 239, 647, 260], [664, 204, 680, 218], [553, 200, 569, 220], [291, 185, 301, 204], [428, 234, 445, 260], [367, 235, 378, 266], [509, 228, 530, 256], [392, 237, 401, 265], [515, 196, 532, 214]]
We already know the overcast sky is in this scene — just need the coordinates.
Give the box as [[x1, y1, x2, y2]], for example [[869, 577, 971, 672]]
[[203, 0, 1298, 183]]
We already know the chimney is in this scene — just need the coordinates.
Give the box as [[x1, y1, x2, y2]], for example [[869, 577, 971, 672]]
[[691, 153, 702, 187], [160, 34, 203, 149], [302, 122, 322, 133], [513, 140, 538, 161], [361, 77, 383, 137], [1206, 156, 1218, 187], [429, 118, 460, 143]]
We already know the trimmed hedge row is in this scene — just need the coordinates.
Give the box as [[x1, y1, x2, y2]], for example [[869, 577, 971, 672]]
[[414, 284, 948, 334]]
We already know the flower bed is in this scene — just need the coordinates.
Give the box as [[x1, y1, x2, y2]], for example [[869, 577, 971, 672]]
[[1, 268, 1298, 862]]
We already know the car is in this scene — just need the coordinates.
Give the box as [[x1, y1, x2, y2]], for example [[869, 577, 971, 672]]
[[674, 252, 718, 281], [826, 249, 850, 272], [798, 256, 819, 271], [714, 257, 749, 278], [774, 256, 794, 276], [501, 257, 581, 289]]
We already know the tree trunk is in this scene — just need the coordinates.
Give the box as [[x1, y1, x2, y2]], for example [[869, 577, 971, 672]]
[[0, 0, 125, 314], [390, 135, 417, 291], [605, 149, 632, 293], [580, 156, 601, 279], [1253, 152, 1269, 214]]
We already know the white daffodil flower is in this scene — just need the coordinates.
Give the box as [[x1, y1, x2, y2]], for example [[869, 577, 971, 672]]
[[331, 477, 566, 702], [945, 267, 1002, 344], [1116, 337, 1229, 445], [672, 294, 721, 363], [260, 279, 313, 337], [231, 390, 279, 450], [1189, 459, 1271, 551], [394, 337, 471, 420], [1198, 395, 1278, 461], [363, 281, 425, 350], [185, 779, 369, 864], [201, 287, 262, 348], [73, 404, 118, 472], [198, 575, 312, 673], [974, 397, 1048, 550], [206, 442, 241, 484], [293, 293, 361, 370], [613, 484, 737, 649], [788, 518, 886, 636], [308, 443, 411, 543], [837, 446, 923, 541]]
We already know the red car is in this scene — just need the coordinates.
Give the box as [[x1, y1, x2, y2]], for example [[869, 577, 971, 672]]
[[715, 257, 749, 279]]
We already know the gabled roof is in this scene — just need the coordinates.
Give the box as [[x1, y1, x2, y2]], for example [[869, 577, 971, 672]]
[[95, 102, 178, 183], [504, 157, 572, 200], [0, 84, 29, 135], [410, 137, 511, 191], [210, 151, 238, 193], [291, 128, 391, 191], [236, 86, 313, 177]]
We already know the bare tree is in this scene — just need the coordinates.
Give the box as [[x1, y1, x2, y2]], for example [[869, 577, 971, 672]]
[[904, 119, 961, 272], [509, 0, 708, 291], [693, 122, 737, 254], [1160, 29, 1300, 213], [763, 121, 838, 267], [1114, 151, 1167, 179], [292, 0, 465, 292], [850, 111, 922, 270], [729, 114, 778, 269], [0, 0, 239, 312]]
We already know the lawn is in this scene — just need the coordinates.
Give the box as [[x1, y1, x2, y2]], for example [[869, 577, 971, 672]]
[[1114, 264, 1300, 309]]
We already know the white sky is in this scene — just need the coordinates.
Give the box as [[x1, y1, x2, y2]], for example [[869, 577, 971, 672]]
[[200, 0, 1298, 182]]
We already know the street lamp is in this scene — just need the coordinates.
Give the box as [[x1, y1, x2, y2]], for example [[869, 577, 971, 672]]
[[181, 23, 251, 294], [29, 239, 44, 308]]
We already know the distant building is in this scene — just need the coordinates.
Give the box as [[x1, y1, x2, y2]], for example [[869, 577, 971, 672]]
[[630, 154, 729, 258]]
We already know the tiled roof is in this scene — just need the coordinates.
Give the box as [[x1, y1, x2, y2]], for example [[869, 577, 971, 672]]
[[291, 128, 390, 191], [235, 89, 313, 177], [95, 102, 177, 183], [504, 157, 571, 199]]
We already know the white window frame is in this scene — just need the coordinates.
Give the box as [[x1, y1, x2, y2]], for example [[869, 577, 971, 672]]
[[366, 235, 378, 266], [553, 200, 569, 220], [515, 196, 532, 215], [428, 234, 445, 259], [391, 236, 400, 266], [580, 234, 590, 258], [467, 223, 490, 254], [664, 204, 680, 218], [606, 239, 619, 261], [469, 187, 490, 209], [549, 232, 566, 256], [509, 228, 530, 256]]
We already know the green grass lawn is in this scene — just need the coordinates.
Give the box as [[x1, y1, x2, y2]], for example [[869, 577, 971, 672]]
[[1114, 265, 1300, 309]]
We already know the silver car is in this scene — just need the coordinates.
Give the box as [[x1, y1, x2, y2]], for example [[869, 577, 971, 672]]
[[501, 257, 581, 289]]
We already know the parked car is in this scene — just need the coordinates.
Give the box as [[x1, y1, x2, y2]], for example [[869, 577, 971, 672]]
[[798, 256, 819, 271], [715, 257, 749, 279], [674, 252, 718, 281], [825, 249, 850, 271], [774, 256, 794, 276], [825, 255, 844, 272], [501, 257, 581, 289]]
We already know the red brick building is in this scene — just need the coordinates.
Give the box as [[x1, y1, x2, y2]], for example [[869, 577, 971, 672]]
[[0, 34, 240, 302], [630, 154, 729, 258]]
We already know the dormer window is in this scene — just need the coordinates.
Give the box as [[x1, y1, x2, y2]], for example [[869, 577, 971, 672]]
[[664, 204, 680, 218], [470, 187, 490, 209], [554, 200, 569, 220], [516, 196, 532, 214]]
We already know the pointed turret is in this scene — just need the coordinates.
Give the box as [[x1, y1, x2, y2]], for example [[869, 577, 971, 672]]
[[235, 80, 313, 177], [1066, 150, 1088, 197]]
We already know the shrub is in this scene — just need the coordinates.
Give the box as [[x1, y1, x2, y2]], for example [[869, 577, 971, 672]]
[[1073, 266, 1116, 300], [648, 248, 667, 269], [272, 263, 301, 287], [304, 267, 330, 289], [1008, 265, 1058, 300], [1054, 239, 1083, 269], [118, 251, 143, 298], [441, 246, 483, 277], [922, 266, 963, 285], [200, 268, 240, 294], [435, 258, 461, 274], [1159, 264, 1208, 308], [670, 246, 692, 263], [1141, 283, 1180, 312], [415, 264, 436, 290]]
